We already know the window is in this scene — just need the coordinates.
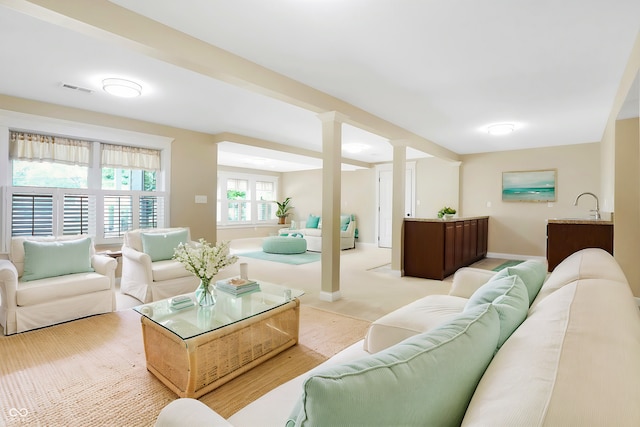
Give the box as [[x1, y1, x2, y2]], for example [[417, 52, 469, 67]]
[[103, 195, 132, 238], [11, 193, 53, 236], [218, 172, 278, 226], [102, 168, 157, 191], [140, 195, 162, 229], [226, 178, 250, 222], [63, 194, 93, 235], [256, 181, 275, 221], [4, 130, 167, 246], [13, 160, 88, 188]]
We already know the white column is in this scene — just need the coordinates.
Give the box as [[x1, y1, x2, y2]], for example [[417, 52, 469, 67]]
[[317, 111, 348, 301], [390, 140, 408, 274]]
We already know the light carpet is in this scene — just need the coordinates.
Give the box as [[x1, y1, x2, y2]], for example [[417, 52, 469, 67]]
[[0, 307, 369, 426], [237, 250, 321, 265]]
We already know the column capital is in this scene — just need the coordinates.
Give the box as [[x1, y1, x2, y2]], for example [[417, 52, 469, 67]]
[[317, 111, 350, 123], [389, 139, 410, 147]]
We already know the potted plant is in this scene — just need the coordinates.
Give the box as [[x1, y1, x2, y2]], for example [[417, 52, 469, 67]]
[[437, 206, 457, 220], [275, 197, 293, 224]]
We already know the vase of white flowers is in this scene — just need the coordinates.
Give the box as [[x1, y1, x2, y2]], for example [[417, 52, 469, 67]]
[[173, 239, 238, 307]]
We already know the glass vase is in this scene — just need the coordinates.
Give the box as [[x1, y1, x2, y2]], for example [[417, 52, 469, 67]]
[[195, 279, 216, 307]]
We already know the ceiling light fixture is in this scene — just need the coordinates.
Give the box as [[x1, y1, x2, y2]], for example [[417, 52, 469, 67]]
[[487, 123, 515, 136], [102, 78, 142, 98]]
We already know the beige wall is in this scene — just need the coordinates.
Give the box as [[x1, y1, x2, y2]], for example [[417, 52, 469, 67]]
[[614, 118, 640, 295], [414, 157, 461, 218], [280, 168, 376, 244], [341, 169, 376, 244], [460, 143, 601, 258], [601, 33, 640, 295], [281, 159, 461, 246]]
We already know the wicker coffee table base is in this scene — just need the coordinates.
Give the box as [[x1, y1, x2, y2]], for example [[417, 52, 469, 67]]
[[140, 298, 300, 398]]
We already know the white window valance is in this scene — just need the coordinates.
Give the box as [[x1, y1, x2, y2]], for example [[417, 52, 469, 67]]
[[101, 143, 161, 171], [9, 131, 91, 166]]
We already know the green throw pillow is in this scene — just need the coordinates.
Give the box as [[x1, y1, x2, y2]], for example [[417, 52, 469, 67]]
[[22, 238, 94, 282], [492, 260, 547, 305], [141, 229, 189, 262], [340, 215, 351, 231], [465, 274, 529, 348], [286, 304, 500, 427], [305, 215, 320, 229]]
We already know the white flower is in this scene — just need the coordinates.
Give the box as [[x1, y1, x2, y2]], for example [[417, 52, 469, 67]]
[[173, 239, 238, 283]]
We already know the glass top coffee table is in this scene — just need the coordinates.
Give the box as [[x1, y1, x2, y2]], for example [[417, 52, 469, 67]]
[[133, 279, 304, 398]]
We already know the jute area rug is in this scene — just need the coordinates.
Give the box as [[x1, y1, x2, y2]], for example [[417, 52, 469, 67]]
[[0, 306, 369, 427]]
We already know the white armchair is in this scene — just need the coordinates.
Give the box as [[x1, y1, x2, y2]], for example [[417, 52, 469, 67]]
[[0, 235, 117, 335], [120, 227, 199, 303]]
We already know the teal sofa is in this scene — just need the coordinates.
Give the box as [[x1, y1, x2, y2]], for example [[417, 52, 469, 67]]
[[289, 214, 356, 252]]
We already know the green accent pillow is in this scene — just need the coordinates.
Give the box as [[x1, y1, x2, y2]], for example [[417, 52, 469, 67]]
[[492, 260, 547, 305], [340, 215, 351, 231], [465, 274, 529, 348], [305, 215, 320, 229], [22, 238, 94, 282], [141, 229, 189, 262], [286, 304, 500, 427]]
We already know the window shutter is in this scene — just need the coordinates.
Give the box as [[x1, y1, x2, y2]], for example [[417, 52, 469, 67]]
[[139, 195, 161, 229], [11, 194, 54, 236], [103, 195, 133, 238], [63, 194, 95, 236]]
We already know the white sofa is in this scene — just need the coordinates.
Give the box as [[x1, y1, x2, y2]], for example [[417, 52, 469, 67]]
[[0, 235, 117, 335], [288, 214, 356, 252], [121, 227, 199, 303], [155, 248, 640, 426]]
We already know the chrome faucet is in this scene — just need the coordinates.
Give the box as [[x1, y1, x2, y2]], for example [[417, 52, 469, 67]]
[[574, 192, 601, 220]]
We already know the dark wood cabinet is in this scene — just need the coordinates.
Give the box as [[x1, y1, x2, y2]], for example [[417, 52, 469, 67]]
[[404, 217, 489, 280], [546, 221, 613, 271]]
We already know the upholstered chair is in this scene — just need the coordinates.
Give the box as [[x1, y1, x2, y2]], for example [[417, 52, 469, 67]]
[[0, 235, 117, 335], [120, 227, 199, 303]]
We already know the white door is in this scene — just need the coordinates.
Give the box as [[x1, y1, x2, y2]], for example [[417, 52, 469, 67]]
[[377, 163, 415, 248]]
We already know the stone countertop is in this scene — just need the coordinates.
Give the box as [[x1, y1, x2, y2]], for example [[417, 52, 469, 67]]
[[547, 218, 613, 225], [405, 216, 489, 223]]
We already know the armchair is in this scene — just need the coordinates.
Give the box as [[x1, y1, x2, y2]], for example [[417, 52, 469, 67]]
[[120, 227, 199, 303], [0, 235, 117, 335]]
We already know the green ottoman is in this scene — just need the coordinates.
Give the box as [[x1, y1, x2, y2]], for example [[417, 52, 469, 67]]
[[262, 236, 307, 254]]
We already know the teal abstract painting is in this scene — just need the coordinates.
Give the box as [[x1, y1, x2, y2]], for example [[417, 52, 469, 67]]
[[502, 170, 556, 202]]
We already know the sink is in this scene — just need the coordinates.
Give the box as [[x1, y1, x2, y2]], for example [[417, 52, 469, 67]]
[[549, 217, 610, 223]]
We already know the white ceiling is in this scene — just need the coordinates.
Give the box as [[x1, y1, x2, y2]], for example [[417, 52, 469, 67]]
[[0, 1, 638, 172]]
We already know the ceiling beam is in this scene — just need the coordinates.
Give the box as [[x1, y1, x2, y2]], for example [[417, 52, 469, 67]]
[[3, 0, 460, 162], [213, 132, 373, 169]]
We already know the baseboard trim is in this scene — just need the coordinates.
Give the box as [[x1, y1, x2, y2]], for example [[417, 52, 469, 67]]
[[319, 291, 342, 302], [390, 268, 403, 277], [487, 252, 546, 262]]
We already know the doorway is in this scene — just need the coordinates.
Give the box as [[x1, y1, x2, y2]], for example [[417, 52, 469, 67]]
[[376, 162, 415, 248]]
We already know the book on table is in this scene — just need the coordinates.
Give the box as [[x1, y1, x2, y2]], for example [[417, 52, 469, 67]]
[[216, 277, 260, 296]]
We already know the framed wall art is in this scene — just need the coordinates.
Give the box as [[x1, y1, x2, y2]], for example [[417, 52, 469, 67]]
[[502, 169, 556, 202]]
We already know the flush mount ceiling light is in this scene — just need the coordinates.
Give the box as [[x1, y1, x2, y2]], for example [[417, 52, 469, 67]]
[[342, 143, 370, 154], [487, 123, 515, 136], [102, 78, 142, 98]]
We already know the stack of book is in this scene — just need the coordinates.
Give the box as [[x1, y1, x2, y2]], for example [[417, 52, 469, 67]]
[[169, 295, 194, 310], [216, 278, 260, 296]]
